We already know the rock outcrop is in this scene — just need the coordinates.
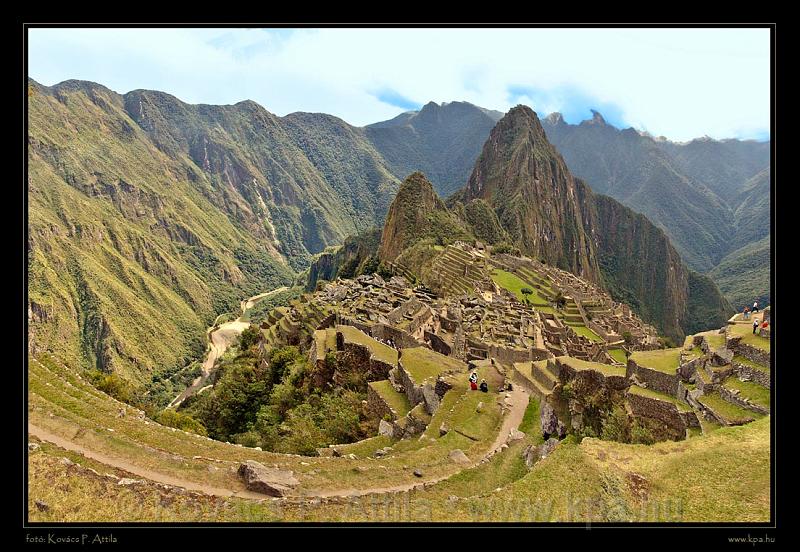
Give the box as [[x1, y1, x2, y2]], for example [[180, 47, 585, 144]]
[[237, 461, 299, 497]]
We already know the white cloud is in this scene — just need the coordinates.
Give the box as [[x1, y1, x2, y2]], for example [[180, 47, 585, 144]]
[[28, 27, 770, 141]]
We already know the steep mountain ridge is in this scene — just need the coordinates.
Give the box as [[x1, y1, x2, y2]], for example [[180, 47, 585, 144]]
[[452, 106, 732, 339], [27, 78, 399, 392]]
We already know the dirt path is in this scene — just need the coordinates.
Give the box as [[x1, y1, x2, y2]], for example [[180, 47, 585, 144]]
[[168, 286, 288, 408], [306, 387, 531, 498], [28, 422, 267, 500], [30, 388, 531, 501]]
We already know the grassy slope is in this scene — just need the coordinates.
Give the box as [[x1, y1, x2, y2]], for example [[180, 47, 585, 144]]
[[629, 348, 682, 374], [708, 236, 770, 311], [28, 83, 294, 385]]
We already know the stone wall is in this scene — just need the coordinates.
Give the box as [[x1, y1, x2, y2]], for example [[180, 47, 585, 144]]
[[732, 341, 771, 367], [732, 359, 770, 389], [626, 392, 688, 440], [717, 383, 769, 415], [626, 359, 679, 396], [371, 323, 422, 350], [425, 331, 452, 356], [366, 384, 397, 421]]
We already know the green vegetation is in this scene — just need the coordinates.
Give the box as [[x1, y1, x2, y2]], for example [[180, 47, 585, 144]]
[[568, 324, 603, 343], [629, 348, 682, 374], [697, 392, 762, 425], [246, 287, 304, 326], [708, 236, 770, 311], [490, 268, 548, 305], [28, 80, 295, 388], [722, 378, 770, 409], [732, 354, 769, 373], [600, 405, 654, 444], [155, 409, 207, 436], [183, 345, 371, 454], [608, 348, 627, 364], [518, 396, 542, 435]]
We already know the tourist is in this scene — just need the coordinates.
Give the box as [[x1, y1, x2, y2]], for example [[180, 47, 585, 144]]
[[469, 371, 478, 390], [479, 379, 489, 393], [753, 318, 759, 334], [743, 306, 750, 320], [753, 301, 759, 313]]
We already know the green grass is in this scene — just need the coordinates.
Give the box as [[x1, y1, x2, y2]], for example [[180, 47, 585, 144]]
[[698, 392, 761, 425], [556, 356, 626, 377], [369, 380, 412, 417], [337, 325, 398, 366], [627, 385, 692, 412], [729, 323, 771, 352], [490, 269, 548, 304], [608, 348, 627, 364], [401, 346, 465, 384], [518, 396, 542, 436], [568, 324, 603, 343], [629, 348, 682, 375], [29, 351, 771, 522], [703, 332, 726, 350], [722, 378, 771, 409]]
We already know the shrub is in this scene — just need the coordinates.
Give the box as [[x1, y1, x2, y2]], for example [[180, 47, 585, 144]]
[[601, 406, 631, 443], [155, 409, 208, 437], [238, 325, 261, 351], [631, 420, 655, 445], [86, 369, 133, 403]]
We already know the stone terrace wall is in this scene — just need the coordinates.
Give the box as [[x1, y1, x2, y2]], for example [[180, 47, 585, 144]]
[[626, 392, 695, 441], [371, 323, 423, 350], [366, 384, 396, 421], [626, 359, 679, 397], [425, 331, 452, 356]]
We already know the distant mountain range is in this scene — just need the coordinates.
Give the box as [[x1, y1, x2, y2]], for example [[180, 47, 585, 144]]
[[27, 79, 765, 387], [370, 102, 770, 310]]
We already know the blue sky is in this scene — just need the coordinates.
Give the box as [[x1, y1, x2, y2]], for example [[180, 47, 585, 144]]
[[28, 27, 770, 141]]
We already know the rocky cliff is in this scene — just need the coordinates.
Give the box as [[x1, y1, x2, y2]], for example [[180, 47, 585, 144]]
[[460, 106, 732, 339]]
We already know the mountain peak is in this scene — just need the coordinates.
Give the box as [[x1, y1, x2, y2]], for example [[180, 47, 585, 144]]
[[544, 112, 565, 125], [379, 172, 469, 261], [581, 109, 607, 126]]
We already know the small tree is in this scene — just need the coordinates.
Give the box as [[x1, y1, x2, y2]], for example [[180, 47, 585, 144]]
[[622, 331, 634, 348], [553, 292, 567, 310], [238, 325, 261, 351]]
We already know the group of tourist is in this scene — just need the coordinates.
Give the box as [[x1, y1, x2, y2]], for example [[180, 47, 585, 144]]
[[743, 301, 769, 335], [469, 371, 488, 393]]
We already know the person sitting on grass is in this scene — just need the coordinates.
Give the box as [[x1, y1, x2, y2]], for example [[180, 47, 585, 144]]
[[469, 371, 478, 390], [479, 379, 489, 393]]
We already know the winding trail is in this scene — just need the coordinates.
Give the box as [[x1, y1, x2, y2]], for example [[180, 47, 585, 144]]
[[168, 286, 288, 408], [29, 387, 530, 501]]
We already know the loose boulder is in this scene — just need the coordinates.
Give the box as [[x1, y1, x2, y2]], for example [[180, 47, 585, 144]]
[[238, 460, 299, 497], [448, 449, 471, 465]]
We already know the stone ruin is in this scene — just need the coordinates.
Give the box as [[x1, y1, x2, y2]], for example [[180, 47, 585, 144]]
[[253, 245, 770, 448]]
